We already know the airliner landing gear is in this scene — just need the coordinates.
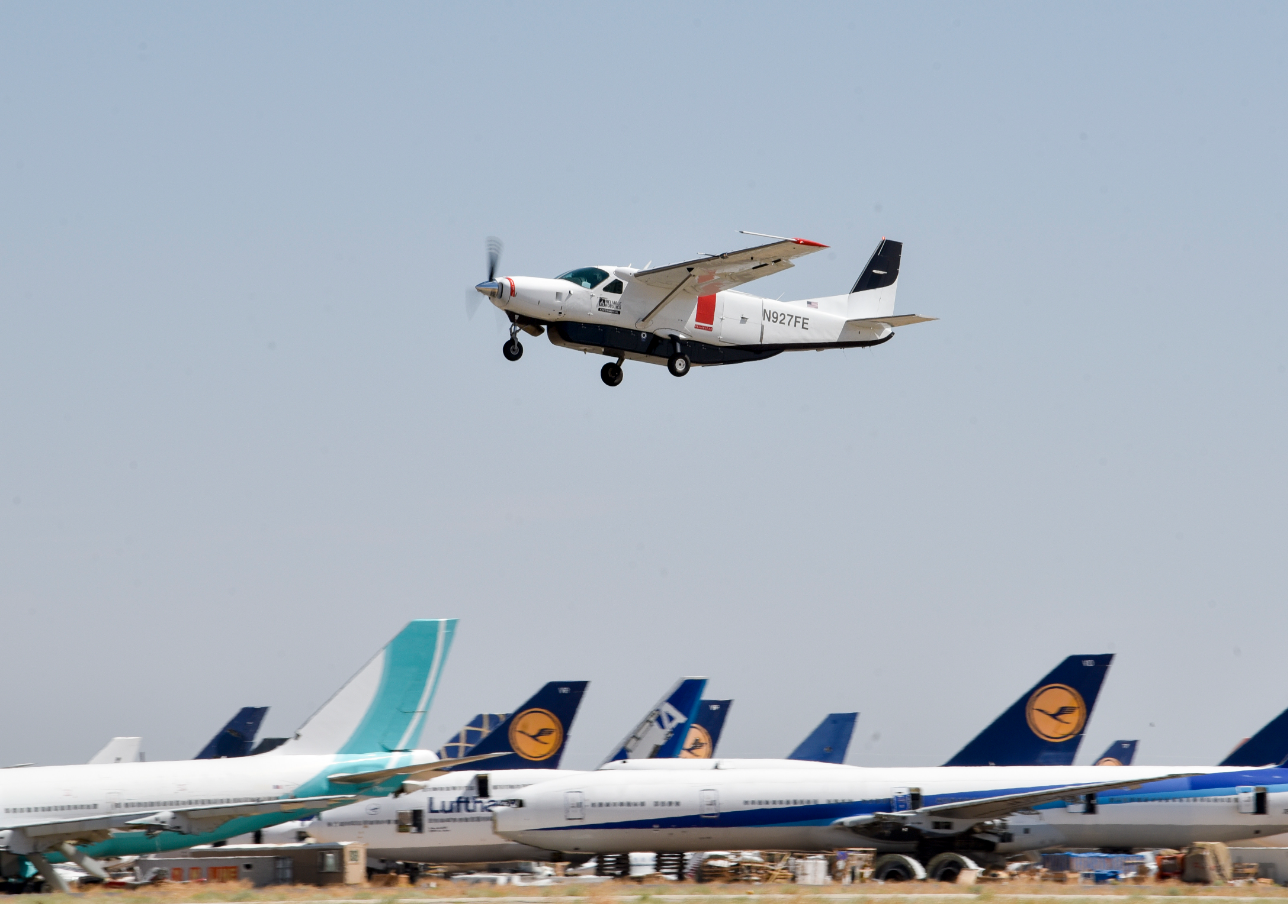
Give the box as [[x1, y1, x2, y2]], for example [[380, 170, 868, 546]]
[[667, 354, 690, 377], [600, 360, 624, 387], [925, 852, 982, 883], [871, 853, 927, 882], [503, 325, 523, 362]]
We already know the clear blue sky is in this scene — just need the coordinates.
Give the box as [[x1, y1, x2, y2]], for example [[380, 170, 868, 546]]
[[1, 2, 1285, 769]]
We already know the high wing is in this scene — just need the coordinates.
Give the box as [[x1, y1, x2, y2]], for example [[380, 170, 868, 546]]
[[1, 794, 358, 851], [634, 237, 827, 327], [834, 772, 1200, 830], [326, 750, 507, 785]]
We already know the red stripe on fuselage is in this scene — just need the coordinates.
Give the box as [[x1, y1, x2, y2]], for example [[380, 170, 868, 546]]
[[696, 294, 716, 331]]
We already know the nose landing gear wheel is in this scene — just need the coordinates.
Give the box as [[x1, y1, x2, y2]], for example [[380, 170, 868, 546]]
[[503, 338, 523, 361], [667, 354, 691, 377], [600, 362, 623, 386]]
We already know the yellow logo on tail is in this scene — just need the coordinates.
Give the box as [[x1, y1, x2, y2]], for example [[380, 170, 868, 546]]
[[1025, 684, 1087, 742], [680, 724, 714, 759], [508, 708, 564, 761]]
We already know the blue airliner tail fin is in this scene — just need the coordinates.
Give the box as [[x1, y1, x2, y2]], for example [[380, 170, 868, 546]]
[[788, 713, 858, 764], [195, 707, 268, 759], [1094, 739, 1138, 765], [673, 699, 732, 759], [943, 654, 1113, 766], [1221, 706, 1288, 767], [438, 713, 510, 760], [450, 681, 587, 770], [602, 677, 706, 764]]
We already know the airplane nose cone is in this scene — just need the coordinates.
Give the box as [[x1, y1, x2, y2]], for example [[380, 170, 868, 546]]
[[475, 280, 503, 300]]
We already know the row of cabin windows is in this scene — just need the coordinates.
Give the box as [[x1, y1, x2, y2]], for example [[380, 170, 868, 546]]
[[8, 797, 265, 813], [743, 799, 819, 806], [5, 804, 99, 813]]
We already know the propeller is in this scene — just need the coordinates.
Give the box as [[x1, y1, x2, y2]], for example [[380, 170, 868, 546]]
[[466, 236, 504, 321]]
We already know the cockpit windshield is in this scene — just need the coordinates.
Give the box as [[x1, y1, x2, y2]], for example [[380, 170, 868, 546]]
[[556, 267, 609, 289]]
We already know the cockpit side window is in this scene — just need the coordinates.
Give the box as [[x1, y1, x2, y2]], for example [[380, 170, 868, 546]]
[[601, 279, 624, 295], [556, 267, 609, 289]]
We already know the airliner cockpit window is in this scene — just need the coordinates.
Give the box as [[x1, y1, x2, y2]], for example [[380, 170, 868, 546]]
[[556, 267, 609, 289]]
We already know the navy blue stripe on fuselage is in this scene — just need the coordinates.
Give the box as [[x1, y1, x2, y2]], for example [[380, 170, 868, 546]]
[[526, 767, 1288, 834]]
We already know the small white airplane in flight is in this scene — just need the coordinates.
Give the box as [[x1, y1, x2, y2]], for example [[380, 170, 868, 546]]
[[472, 233, 933, 386]]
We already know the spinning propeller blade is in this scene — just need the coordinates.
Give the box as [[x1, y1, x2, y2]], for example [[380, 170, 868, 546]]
[[486, 236, 503, 283]]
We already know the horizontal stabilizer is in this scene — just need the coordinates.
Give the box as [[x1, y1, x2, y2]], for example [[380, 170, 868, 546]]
[[847, 314, 936, 327]]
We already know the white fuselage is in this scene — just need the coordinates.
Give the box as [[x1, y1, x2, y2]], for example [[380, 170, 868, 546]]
[[284, 769, 589, 864], [0, 751, 434, 859], [498, 274, 890, 352], [493, 760, 1288, 856]]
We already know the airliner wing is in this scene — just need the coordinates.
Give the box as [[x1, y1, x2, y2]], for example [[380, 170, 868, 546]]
[[835, 772, 1200, 829], [633, 238, 826, 328], [327, 750, 507, 785], [1, 794, 359, 851], [121, 794, 358, 835]]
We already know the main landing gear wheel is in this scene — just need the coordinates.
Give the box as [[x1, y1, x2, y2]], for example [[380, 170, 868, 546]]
[[925, 852, 982, 883], [600, 362, 623, 386], [871, 853, 927, 882], [667, 354, 691, 377], [503, 338, 523, 361]]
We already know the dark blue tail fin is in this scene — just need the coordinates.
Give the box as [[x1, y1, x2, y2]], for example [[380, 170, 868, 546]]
[[438, 713, 510, 760], [674, 700, 732, 759], [194, 707, 268, 759], [788, 713, 858, 764], [1220, 706, 1288, 766], [1094, 740, 1138, 765], [943, 654, 1113, 766], [448, 681, 587, 770]]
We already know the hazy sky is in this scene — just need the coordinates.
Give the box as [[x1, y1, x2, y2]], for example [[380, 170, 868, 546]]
[[2, 2, 1285, 773]]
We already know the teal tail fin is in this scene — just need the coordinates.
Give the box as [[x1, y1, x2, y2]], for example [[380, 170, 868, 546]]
[[271, 619, 457, 756]]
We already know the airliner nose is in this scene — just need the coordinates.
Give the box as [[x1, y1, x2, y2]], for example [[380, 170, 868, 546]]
[[475, 280, 503, 300]]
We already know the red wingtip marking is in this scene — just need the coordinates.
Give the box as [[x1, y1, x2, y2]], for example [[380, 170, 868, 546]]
[[792, 238, 829, 248]]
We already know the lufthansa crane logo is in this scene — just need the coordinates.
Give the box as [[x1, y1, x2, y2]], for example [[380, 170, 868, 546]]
[[1025, 684, 1087, 742], [680, 724, 713, 759], [508, 708, 563, 761]]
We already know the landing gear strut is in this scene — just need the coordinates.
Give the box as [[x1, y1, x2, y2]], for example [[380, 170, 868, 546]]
[[667, 338, 690, 377], [502, 324, 523, 362], [600, 358, 624, 387]]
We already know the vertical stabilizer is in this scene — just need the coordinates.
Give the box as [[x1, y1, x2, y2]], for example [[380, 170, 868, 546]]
[[1220, 706, 1288, 766], [602, 677, 706, 764], [269, 619, 457, 756], [448, 681, 588, 770], [674, 699, 733, 759], [87, 737, 142, 765], [1094, 739, 1138, 765], [788, 713, 858, 764], [195, 707, 268, 759], [944, 655, 1113, 766], [846, 238, 902, 319], [438, 713, 510, 760]]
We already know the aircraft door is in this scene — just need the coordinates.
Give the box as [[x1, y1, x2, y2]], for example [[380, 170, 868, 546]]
[[720, 295, 761, 345], [565, 791, 585, 820], [890, 787, 921, 812], [699, 788, 719, 818]]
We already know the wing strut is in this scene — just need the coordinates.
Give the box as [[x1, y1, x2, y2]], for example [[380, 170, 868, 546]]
[[637, 269, 694, 328]]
